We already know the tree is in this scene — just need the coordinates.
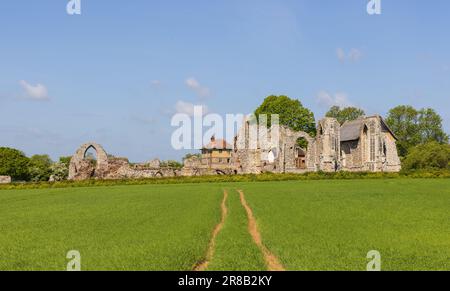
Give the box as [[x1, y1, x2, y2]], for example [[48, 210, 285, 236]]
[[418, 108, 449, 144], [0, 147, 30, 181], [325, 106, 366, 125], [254, 95, 316, 136], [28, 155, 53, 182], [402, 142, 450, 171], [386, 105, 448, 157], [386, 105, 420, 157], [59, 156, 72, 167]]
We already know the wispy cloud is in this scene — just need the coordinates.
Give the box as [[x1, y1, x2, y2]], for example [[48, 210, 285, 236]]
[[337, 48, 346, 62], [336, 48, 363, 62], [150, 80, 162, 87], [174, 100, 209, 117], [185, 77, 211, 99], [316, 90, 353, 108], [19, 80, 49, 100]]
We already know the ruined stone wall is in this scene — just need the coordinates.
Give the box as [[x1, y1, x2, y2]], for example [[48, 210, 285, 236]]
[[339, 116, 401, 172], [68, 115, 401, 181], [316, 118, 341, 172], [69, 142, 181, 181], [277, 127, 316, 173], [341, 140, 363, 171], [68, 142, 109, 180], [382, 132, 402, 172], [0, 176, 12, 184]]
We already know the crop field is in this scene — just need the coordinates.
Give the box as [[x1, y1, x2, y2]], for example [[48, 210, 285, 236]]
[[0, 179, 449, 271]]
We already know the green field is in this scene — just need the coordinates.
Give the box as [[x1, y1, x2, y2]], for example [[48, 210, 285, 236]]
[[0, 179, 449, 271]]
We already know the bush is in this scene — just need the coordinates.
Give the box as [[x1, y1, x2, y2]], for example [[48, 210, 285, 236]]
[[0, 147, 30, 181], [402, 142, 450, 171], [49, 161, 69, 181], [1, 170, 449, 191], [28, 155, 53, 182]]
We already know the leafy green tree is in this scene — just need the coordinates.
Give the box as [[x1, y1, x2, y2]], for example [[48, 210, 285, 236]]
[[418, 108, 449, 144], [29, 155, 53, 182], [402, 142, 450, 171], [255, 95, 316, 136], [325, 106, 365, 125], [386, 105, 448, 157], [386, 105, 421, 157], [0, 147, 30, 181], [59, 156, 72, 167]]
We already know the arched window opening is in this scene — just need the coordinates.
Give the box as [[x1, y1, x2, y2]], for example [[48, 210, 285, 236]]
[[295, 137, 308, 169], [84, 146, 97, 167]]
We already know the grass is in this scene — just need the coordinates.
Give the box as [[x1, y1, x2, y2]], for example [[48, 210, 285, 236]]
[[206, 189, 266, 271], [0, 184, 223, 270], [241, 179, 450, 271], [0, 178, 449, 270]]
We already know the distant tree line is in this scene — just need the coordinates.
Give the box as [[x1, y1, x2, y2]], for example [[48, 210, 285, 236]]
[[0, 148, 71, 182]]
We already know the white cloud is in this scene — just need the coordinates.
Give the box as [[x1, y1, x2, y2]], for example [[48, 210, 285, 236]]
[[336, 48, 363, 62], [185, 77, 211, 99], [316, 90, 353, 108], [174, 101, 209, 117], [150, 80, 161, 86], [19, 80, 49, 100], [336, 48, 346, 62], [348, 48, 363, 62]]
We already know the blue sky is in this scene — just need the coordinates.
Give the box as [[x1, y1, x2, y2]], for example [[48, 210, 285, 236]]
[[0, 0, 449, 162]]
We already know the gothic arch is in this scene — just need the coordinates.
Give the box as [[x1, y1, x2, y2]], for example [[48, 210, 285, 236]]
[[68, 142, 109, 180], [281, 128, 316, 171]]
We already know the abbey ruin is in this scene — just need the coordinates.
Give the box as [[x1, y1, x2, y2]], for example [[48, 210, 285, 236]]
[[68, 115, 401, 181]]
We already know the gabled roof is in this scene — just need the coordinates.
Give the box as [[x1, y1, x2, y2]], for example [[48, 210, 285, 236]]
[[340, 119, 364, 142], [340, 116, 398, 142], [203, 138, 233, 150], [379, 117, 398, 140]]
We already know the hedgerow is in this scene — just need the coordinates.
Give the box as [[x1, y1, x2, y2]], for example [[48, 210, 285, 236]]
[[0, 169, 449, 191]]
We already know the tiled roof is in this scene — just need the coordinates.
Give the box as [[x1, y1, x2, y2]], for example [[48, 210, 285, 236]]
[[203, 139, 233, 150]]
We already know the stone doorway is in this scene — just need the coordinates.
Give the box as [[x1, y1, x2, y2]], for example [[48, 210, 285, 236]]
[[295, 148, 307, 169]]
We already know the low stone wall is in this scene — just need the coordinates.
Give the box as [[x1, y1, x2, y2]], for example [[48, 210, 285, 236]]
[[0, 176, 12, 184]]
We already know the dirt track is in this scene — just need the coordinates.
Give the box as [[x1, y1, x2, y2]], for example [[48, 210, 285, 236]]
[[193, 190, 228, 271], [238, 190, 285, 271]]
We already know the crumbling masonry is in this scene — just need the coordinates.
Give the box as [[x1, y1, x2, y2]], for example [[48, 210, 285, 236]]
[[68, 115, 401, 180]]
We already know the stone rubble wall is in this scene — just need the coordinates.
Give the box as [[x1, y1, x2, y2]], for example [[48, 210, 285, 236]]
[[0, 176, 12, 184], [68, 115, 402, 181]]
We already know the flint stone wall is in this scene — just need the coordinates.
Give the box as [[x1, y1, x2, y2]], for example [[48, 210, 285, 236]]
[[0, 176, 12, 184]]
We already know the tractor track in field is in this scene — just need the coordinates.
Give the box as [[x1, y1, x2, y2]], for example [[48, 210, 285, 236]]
[[192, 190, 228, 271], [238, 190, 285, 271]]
